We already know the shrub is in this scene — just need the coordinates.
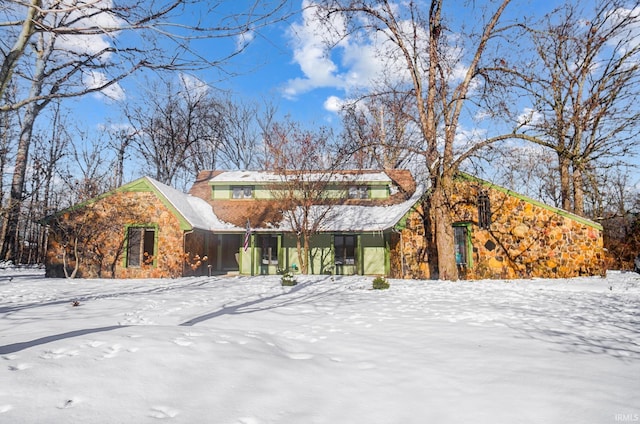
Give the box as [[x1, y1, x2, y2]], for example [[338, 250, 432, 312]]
[[372, 276, 390, 290], [279, 268, 297, 286]]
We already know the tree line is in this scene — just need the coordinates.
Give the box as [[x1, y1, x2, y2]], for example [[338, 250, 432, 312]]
[[1, 0, 639, 276]]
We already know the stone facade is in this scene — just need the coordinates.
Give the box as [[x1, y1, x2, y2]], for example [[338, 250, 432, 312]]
[[390, 178, 605, 280], [46, 191, 191, 279]]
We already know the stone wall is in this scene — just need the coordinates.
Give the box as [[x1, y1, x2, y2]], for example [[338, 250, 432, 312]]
[[390, 179, 605, 280], [46, 191, 191, 278]]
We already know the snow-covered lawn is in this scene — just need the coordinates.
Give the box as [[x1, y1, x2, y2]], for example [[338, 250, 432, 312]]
[[0, 269, 639, 424]]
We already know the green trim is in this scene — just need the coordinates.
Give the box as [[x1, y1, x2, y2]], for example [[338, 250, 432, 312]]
[[45, 177, 194, 231], [455, 173, 603, 231], [123, 223, 159, 268], [357, 234, 363, 275], [394, 202, 421, 231], [453, 222, 473, 269], [384, 233, 391, 276], [120, 178, 193, 231]]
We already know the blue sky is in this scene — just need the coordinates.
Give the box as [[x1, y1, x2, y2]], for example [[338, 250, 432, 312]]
[[74, 0, 572, 127], [60, 0, 640, 191]]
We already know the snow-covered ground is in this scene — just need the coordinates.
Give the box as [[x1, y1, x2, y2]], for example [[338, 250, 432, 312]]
[[0, 268, 639, 424]]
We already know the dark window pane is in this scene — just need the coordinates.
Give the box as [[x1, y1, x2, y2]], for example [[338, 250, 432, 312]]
[[454, 226, 467, 265], [127, 228, 142, 267], [143, 229, 155, 264]]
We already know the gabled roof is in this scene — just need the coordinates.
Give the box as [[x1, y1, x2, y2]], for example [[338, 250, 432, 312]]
[[455, 173, 603, 230], [121, 177, 239, 232], [188, 169, 422, 232]]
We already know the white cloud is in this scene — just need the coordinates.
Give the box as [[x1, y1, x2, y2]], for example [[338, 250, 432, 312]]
[[282, 2, 428, 107], [83, 71, 125, 101], [283, 2, 345, 98], [44, 1, 126, 99], [323, 95, 345, 113], [178, 73, 209, 99], [236, 31, 255, 52], [283, 1, 420, 114], [517, 107, 543, 127]]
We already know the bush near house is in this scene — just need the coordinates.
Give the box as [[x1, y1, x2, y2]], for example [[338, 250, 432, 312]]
[[372, 276, 390, 290]]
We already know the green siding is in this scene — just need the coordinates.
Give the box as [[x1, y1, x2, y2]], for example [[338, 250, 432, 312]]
[[309, 233, 333, 274], [235, 231, 391, 277], [361, 233, 386, 275], [369, 185, 389, 199], [210, 181, 392, 201]]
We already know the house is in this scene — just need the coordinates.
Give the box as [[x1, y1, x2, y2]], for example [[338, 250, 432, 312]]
[[45, 170, 605, 279]]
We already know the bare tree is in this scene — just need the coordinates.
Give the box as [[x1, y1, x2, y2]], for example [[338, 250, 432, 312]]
[[65, 132, 112, 204], [215, 97, 278, 170], [105, 126, 136, 189], [340, 89, 421, 170], [503, 1, 640, 216], [0, 0, 290, 261], [263, 118, 342, 274], [316, 0, 515, 280], [125, 77, 219, 188]]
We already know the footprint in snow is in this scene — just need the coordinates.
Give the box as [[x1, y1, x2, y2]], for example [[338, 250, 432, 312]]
[[40, 348, 79, 360], [8, 363, 31, 371], [149, 406, 179, 419], [100, 344, 122, 359], [57, 398, 81, 409], [172, 338, 193, 347], [238, 417, 260, 424], [0, 404, 13, 414]]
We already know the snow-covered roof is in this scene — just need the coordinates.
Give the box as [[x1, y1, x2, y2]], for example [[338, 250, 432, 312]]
[[209, 170, 392, 184], [273, 185, 425, 233], [139, 170, 421, 233], [145, 177, 240, 231]]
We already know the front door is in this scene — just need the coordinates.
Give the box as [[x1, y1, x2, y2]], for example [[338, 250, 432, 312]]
[[334, 234, 357, 275]]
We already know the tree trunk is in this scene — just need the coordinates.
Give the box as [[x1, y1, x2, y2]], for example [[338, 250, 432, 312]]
[[295, 234, 307, 274], [0, 34, 48, 262], [572, 165, 585, 217], [303, 233, 311, 274], [1, 102, 40, 261], [428, 177, 458, 281], [558, 153, 572, 212], [0, 0, 41, 101]]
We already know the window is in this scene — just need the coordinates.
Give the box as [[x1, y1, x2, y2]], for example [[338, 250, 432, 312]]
[[454, 226, 469, 266], [478, 192, 491, 229], [127, 227, 156, 267], [348, 186, 369, 199], [260, 235, 278, 265], [335, 235, 356, 265], [232, 186, 253, 199]]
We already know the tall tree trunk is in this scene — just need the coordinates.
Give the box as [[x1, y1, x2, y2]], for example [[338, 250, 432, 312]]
[[558, 153, 572, 212], [0, 0, 41, 101], [0, 35, 48, 261], [429, 176, 458, 280], [573, 164, 585, 217], [1, 104, 40, 261]]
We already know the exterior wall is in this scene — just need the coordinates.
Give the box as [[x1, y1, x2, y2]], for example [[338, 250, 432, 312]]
[[236, 232, 389, 276], [361, 233, 387, 275], [46, 191, 187, 279], [390, 180, 605, 280], [308, 234, 333, 274]]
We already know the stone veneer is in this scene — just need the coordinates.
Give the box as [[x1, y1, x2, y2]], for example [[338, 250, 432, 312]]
[[46, 191, 187, 278], [390, 178, 605, 280]]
